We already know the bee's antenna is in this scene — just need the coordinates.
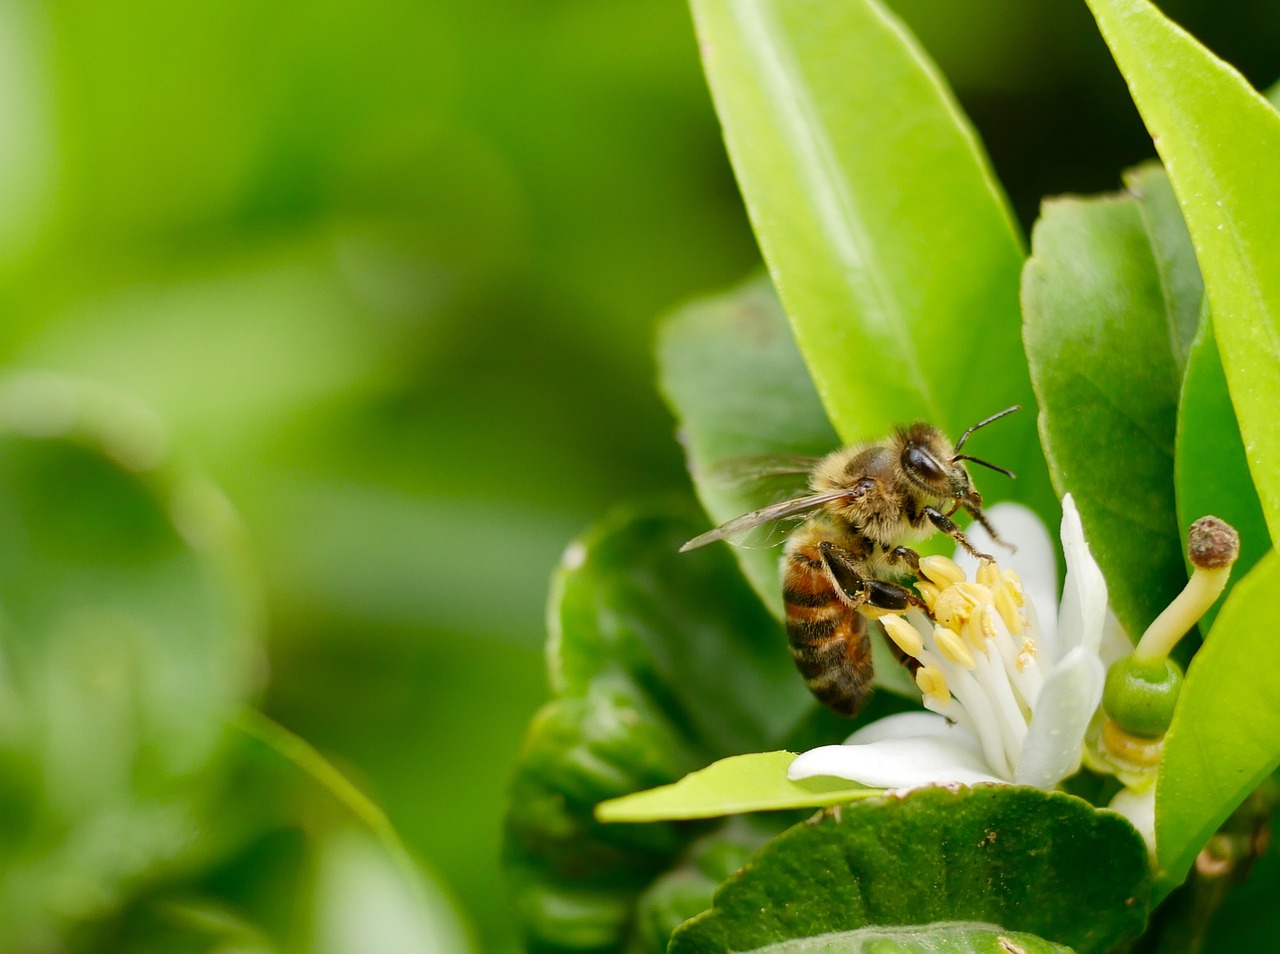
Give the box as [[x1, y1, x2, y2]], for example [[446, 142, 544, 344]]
[[953, 405, 1021, 453], [952, 455, 1016, 480]]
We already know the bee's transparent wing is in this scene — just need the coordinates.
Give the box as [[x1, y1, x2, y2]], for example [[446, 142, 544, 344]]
[[679, 488, 853, 552], [693, 454, 823, 489]]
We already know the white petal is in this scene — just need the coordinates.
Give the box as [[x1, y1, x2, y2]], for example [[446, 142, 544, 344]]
[[1099, 609, 1134, 666], [844, 711, 959, 746], [1057, 494, 1108, 655], [1109, 786, 1157, 854], [1013, 645, 1105, 788], [788, 732, 1004, 789], [952, 502, 1059, 655]]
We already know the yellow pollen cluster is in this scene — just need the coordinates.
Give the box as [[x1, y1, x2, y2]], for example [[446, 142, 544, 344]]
[[876, 555, 1036, 713]]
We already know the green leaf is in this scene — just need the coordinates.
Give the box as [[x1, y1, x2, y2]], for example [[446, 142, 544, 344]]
[[504, 506, 817, 953], [689, 924, 1073, 954], [1022, 189, 1187, 638], [689, 0, 1054, 528], [670, 787, 1151, 954], [657, 276, 836, 614], [0, 372, 261, 946], [1122, 162, 1204, 371], [1082, 0, 1280, 540], [1174, 314, 1271, 632], [1155, 550, 1280, 893], [596, 752, 875, 822]]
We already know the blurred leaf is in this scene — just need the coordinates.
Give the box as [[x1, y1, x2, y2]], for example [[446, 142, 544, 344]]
[[689, 0, 1054, 528], [1174, 314, 1271, 632], [1023, 190, 1187, 638], [0, 2, 54, 268], [676, 925, 1071, 954], [597, 752, 874, 822], [0, 372, 260, 948], [504, 506, 818, 953], [9, 241, 394, 459], [1082, 0, 1280, 539], [308, 828, 473, 954], [630, 819, 779, 954], [1155, 551, 1280, 894], [670, 787, 1151, 954], [657, 276, 836, 613], [98, 718, 473, 954]]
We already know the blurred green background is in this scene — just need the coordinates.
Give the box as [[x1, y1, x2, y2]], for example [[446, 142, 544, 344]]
[[0, 0, 1276, 950]]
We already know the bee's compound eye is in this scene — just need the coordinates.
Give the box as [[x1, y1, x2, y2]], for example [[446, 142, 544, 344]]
[[904, 445, 946, 482]]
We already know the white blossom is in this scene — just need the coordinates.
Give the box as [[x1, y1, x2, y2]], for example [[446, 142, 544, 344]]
[[788, 494, 1117, 790]]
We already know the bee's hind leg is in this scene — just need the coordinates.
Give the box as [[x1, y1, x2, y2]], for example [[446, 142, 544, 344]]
[[817, 541, 934, 620]]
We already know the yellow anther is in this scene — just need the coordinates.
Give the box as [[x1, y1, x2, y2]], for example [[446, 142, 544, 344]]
[[1016, 638, 1037, 673], [860, 604, 898, 620], [919, 555, 966, 589], [933, 589, 973, 631], [963, 606, 991, 648], [915, 665, 950, 707], [934, 625, 976, 670], [976, 559, 1001, 588], [1001, 569, 1026, 607], [954, 581, 994, 607], [882, 614, 924, 659], [914, 579, 941, 609], [993, 584, 1024, 636]]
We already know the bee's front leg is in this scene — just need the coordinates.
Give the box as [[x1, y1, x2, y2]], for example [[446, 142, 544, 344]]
[[923, 506, 996, 563]]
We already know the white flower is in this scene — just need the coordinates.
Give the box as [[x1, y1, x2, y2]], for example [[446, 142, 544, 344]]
[[788, 494, 1121, 790]]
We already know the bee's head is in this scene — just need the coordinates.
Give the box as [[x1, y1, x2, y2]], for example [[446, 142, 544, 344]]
[[899, 405, 1021, 519]]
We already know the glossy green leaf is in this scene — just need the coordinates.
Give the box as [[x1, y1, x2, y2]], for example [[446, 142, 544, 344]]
[[689, 0, 1054, 528], [0, 372, 261, 948], [596, 751, 874, 822], [670, 787, 1150, 954], [697, 924, 1072, 954], [657, 276, 836, 613], [1155, 551, 1280, 893], [1022, 189, 1187, 638], [504, 506, 816, 953], [1174, 314, 1271, 632], [1083, 0, 1280, 540], [1122, 163, 1204, 371]]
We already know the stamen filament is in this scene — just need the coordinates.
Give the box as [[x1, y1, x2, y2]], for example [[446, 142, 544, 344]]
[[945, 666, 1013, 780], [973, 645, 1029, 757]]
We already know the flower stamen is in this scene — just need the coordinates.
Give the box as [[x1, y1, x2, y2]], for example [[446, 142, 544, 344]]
[[915, 664, 950, 708], [883, 614, 925, 659], [919, 554, 966, 589], [934, 626, 976, 670]]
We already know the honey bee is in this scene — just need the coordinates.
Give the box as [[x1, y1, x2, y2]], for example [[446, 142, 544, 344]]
[[681, 406, 1020, 717]]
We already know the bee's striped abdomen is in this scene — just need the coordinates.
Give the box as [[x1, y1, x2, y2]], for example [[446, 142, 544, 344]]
[[782, 539, 874, 717]]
